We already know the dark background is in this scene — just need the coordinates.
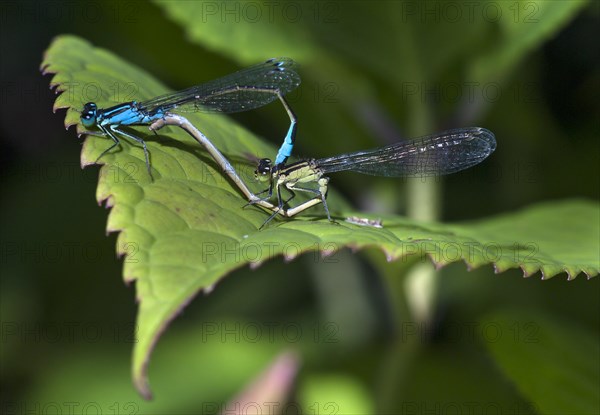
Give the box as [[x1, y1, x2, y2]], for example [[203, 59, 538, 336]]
[[1, 1, 598, 413]]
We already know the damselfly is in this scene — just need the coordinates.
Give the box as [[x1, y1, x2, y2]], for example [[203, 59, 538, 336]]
[[253, 127, 496, 228], [80, 58, 301, 176], [150, 114, 323, 219]]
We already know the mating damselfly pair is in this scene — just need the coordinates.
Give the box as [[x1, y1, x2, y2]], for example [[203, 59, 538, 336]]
[[80, 58, 496, 228]]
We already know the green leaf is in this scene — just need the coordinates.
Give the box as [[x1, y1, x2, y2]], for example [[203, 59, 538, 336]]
[[42, 35, 599, 398], [469, 0, 589, 81], [480, 309, 600, 414], [444, 199, 600, 280], [153, 0, 319, 64], [298, 374, 374, 415]]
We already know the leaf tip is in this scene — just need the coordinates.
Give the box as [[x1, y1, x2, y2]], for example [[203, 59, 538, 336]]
[[202, 283, 217, 294], [81, 150, 98, 170], [464, 260, 484, 272], [249, 260, 264, 270], [283, 252, 298, 263], [427, 254, 448, 270], [520, 265, 536, 278], [382, 248, 396, 262], [133, 371, 153, 401], [321, 245, 337, 258], [492, 261, 514, 274], [40, 65, 52, 76], [433, 260, 446, 271], [98, 195, 115, 209]]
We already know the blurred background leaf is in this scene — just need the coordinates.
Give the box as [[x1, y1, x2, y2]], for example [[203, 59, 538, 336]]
[[481, 309, 600, 414], [2, 0, 599, 412]]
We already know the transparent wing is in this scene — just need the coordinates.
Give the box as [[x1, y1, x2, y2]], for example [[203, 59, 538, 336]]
[[316, 127, 496, 177], [139, 58, 300, 114]]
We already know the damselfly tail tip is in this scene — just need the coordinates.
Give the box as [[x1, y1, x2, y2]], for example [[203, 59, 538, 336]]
[[471, 127, 497, 155]]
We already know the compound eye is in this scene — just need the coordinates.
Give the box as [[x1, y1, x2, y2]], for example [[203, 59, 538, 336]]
[[82, 102, 96, 112], [256, 158, 272, 175], [80, 102, 97, 126]]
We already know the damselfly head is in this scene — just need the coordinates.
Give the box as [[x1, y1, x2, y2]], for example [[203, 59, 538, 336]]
[[255, 158, 272, 182], [80, 102, 98, 127]]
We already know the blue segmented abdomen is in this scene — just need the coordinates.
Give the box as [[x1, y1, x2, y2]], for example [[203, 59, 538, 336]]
[[100, 103, 166, 126]]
